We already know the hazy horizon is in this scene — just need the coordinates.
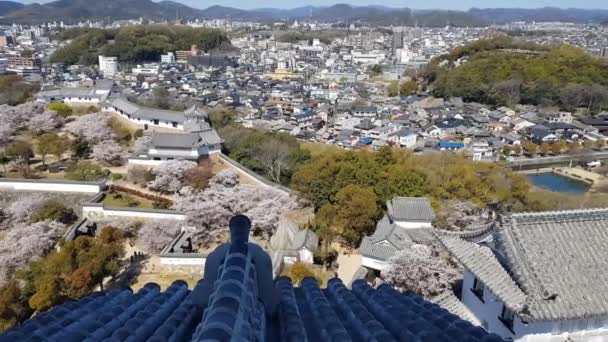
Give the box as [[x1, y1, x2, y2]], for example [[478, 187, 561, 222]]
[[13, 0, 608, 11]]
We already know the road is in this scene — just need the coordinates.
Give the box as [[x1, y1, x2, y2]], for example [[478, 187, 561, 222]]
[[502, 151, 608, 170]]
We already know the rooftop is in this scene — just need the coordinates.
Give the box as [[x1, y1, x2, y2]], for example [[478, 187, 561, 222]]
[[1, 215, 503, 342], [387, 197, 436, 222], [442, 208, 608, 322]]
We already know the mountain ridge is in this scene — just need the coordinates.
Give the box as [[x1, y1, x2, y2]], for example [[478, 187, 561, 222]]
[[0, 1, 607, 25]]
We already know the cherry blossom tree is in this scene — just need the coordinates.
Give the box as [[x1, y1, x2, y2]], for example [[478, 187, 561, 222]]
[[134, 220, 182, 253], [91, 140, 125, 165], [64, 113, 113, 142], [132, 134, 152, 153], [26, 110, 63, 135], [173, 170, 297, 245], [384, 243, 460, 298], [148, 160, 198, 194], [0, 102, 47, 142], [0, 221, 65, 282], [5, 194, 49, 223]]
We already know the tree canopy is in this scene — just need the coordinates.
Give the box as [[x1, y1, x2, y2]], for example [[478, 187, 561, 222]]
[[423, 36, 608, 112], [51, 25, 230, 65]]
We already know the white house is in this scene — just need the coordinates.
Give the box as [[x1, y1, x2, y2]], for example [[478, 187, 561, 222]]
[[441, 208, 608, 341], [388, 128, 418, 148], [98, 55, 118, 77]]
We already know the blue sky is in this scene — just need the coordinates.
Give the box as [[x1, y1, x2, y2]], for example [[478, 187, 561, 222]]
[[17, 0, 608, 10]]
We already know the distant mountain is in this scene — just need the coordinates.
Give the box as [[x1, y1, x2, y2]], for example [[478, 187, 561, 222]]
[[0, 0, 24, 16], [468, 7, 608, 24], [1, 1, 607, 26], [0, 0, 207, 24]]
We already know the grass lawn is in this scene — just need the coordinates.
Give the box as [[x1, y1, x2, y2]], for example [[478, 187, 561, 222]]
[[130, 273, 202, 291], [102, 191, 156, 209]]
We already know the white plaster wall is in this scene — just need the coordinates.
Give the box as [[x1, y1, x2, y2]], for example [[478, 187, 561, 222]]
[[298, 249, 314, 264], [149, 148, 199, 158], [64, 97, 100, 104], [160, 256, 206, 266], [109, 108, 184, 131], [128, 159, 165, 166], [362, 256, 388, 271], [461, 270, 608, 341], [393, 221, 433, 229], [0, 181, 101, 193], [82, 206, 186, 221]]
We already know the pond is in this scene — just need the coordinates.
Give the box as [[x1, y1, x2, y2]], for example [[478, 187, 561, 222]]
[[527, 173, 590, 194]]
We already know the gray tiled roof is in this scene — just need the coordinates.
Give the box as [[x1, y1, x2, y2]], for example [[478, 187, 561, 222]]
[[151, 132, 199, 149], [388, 197, 436, 222], [431, 291, 482, 326], [111, 98, 193, 124], [149, 129, 221, 149], [289, 229, 318, 251], [360, 215, 413, 261], [497, 209, 608, 321], [439, 235, 526, 313], [1, 215, 504, 342]]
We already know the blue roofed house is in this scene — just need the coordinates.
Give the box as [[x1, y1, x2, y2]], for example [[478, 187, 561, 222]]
[[0, 215, 504, 342], [439, 141, 466, 151]]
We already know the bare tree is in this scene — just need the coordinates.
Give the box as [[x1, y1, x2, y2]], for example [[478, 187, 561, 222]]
[[256, 140, 291, 183]]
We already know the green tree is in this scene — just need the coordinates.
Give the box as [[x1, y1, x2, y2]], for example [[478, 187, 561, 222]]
[[36, 133, 68, 165], [369, 64, 383, 76], [69, 138, 90, 159], [326, 185, 379, 245], [209, 109, 237, 129], [30, 199, 77, 224], [21, 227, 125, 313], [523, 142, 538, 156], [387, 81, 400, 97], [399, 80, 418, 96], [540, 143, 551, 156], [65, 161, 104, 181], [47, 103, 73, 117], [6, 141, 34, 177], [0, 281, 31, 332]]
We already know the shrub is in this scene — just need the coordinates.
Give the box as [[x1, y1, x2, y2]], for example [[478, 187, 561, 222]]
[[284, 263, 319, 286], [111, 173, 123, 181], [47, 103, 73, 117], [30, 199, 77, 224], [133, 129, 144, 138]]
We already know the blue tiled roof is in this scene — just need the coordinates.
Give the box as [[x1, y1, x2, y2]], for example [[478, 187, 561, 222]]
[[439, 141, 465, 149], [1, 215, 505, 342]]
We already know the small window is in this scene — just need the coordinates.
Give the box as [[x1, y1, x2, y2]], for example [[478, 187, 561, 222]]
[[153, 119, 159, 125], [471, 277, 484, 302], [172, 122, 178, 128], [499, 305, 515, 332]]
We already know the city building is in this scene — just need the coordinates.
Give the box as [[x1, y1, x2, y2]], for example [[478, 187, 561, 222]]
[[98, 55, 118, 77], [0, 58, 7, 75], [160, 52, 175, 64], [7, 55, 42, 68], [441, 209, 608, 341], [2, 215, 503, 342]]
